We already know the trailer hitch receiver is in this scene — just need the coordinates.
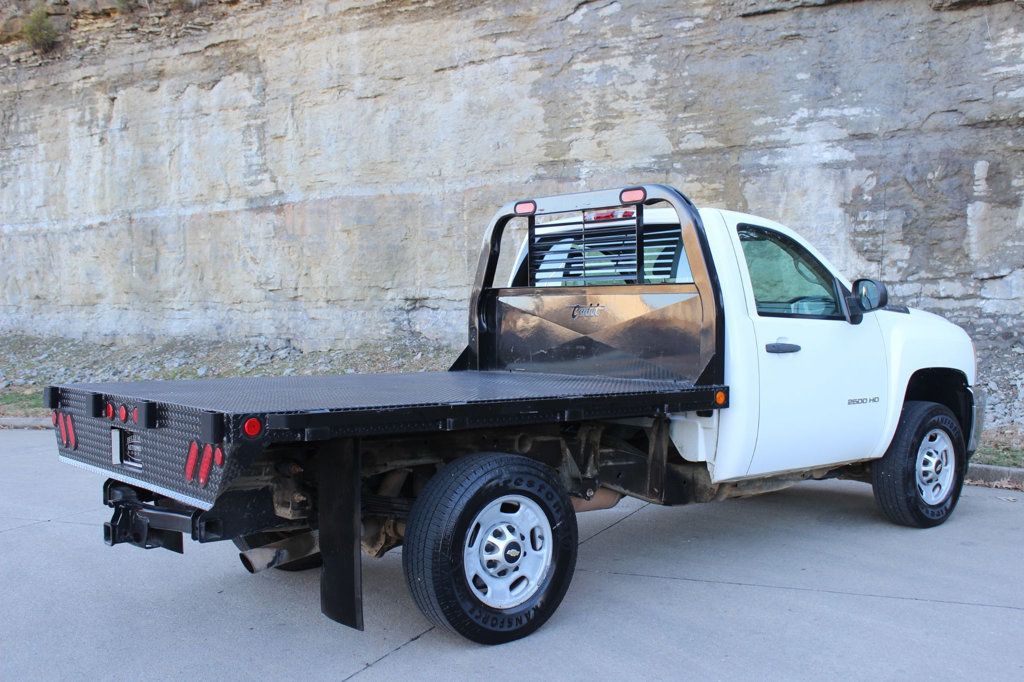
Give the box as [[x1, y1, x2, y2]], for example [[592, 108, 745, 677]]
[[103, 481, 198, 554]]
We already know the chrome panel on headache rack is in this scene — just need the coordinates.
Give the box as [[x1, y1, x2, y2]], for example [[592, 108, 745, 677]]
[[492, 285, 707, 381], [467, 184, 721, 382]]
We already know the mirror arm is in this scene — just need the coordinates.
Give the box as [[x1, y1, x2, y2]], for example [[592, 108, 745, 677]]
[[844, 295, 864, 325]]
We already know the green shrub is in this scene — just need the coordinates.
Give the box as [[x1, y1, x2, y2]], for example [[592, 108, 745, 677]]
[[22, 5, 58, 52]]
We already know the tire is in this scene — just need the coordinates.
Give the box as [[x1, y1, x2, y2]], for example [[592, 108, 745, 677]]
[[232, 531, 324, 572], [871, 401, 966, 528], [403, 452, 578, 644]]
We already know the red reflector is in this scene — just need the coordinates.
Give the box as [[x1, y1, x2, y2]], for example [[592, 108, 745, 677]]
[[67, 415, 77, 450], [131, 407, 139, 424], [58, 412, 68, 447], [198, 444, 214, 487], [214, 446, 224, 467], [619, 187, 646, 204], [243, 417, 262, 438], [118, 404, 128, 422], [185, 442, 199, 482], [51, 411, 58, 426], [514, 200, 536, 215]]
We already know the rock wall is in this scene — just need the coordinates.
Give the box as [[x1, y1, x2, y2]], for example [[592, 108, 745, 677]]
[[1, 0, 1022, 442]]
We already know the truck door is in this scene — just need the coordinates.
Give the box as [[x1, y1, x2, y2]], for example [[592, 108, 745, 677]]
[[735, 223, 888, 476]]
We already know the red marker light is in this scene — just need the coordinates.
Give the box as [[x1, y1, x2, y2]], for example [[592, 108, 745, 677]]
[[105, 402, 114, 420], [67, 415, 77, 450], [242, 417, 262, 438], [51, 411, 58, 426], [185, 442, 199, 482], [213, 446, 224, 467], [58, 413, 68, 447], [198, 444, 214, 486], [587, 209, 636, 222], [619, 187, 646, 204], [514, 200, 537, 215], [118, 404, 128, 422], [131, 407, 139, 424]]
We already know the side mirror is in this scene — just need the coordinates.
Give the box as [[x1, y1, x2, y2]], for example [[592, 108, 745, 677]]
[[851, 278, 888, 313]]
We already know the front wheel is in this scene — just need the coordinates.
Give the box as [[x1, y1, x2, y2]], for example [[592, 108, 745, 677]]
[[871, 401, 966, 528], [403, 453, 578, 644]]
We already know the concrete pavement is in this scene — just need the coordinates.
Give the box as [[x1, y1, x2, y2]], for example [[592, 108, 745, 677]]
[[1, 429, 1021, 680]]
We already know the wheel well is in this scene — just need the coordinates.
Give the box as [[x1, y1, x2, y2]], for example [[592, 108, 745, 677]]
[[904, 368, 973, 446]]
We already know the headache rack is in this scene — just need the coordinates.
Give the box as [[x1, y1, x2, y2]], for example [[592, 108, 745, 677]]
[[527, 205, 685, 288]]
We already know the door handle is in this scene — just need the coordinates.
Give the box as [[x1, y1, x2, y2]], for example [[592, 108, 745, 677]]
[[766, 342, 801, 354]]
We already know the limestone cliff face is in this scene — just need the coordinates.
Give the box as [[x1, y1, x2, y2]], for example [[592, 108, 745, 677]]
[[1, 0, 1022, 439]]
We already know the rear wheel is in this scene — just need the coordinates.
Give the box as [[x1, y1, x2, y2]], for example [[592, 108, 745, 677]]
[[403, 453, 577, 644], [871, 401, 965, 528]]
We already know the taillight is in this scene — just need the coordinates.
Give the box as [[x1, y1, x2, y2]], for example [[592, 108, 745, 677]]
[[198, 444, 214, 486], [185, 442, 199, 482], [105, 402, 114, 420], [66, 414, 77, 450], [118, 404, 128, 422], [51, 411, 58, 426], [57, 412, 68, 447], [131, 407, 139, 424], [213, 446, 224, 467]]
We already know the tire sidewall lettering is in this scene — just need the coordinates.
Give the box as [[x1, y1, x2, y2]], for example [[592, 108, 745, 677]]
[[444, 463, 574, 635]]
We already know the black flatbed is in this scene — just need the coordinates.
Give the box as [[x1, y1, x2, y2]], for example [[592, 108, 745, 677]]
[[58, 370, 726, 439]]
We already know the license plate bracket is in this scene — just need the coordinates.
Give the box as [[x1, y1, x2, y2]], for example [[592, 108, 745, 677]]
[[111, 427, 143, 468]]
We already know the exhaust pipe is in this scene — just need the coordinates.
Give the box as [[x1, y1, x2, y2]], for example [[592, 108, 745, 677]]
[[239, 531, 319, 573]]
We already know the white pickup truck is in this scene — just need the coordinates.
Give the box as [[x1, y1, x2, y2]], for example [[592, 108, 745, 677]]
[[47, 185, 979, 644]]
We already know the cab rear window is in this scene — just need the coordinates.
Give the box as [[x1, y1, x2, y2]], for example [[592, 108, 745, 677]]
[[517, 209, 693, 287]]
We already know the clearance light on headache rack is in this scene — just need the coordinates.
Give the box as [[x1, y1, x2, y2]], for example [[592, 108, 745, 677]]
[[619, 187, 647, 204], [514, 200, 536, 216]]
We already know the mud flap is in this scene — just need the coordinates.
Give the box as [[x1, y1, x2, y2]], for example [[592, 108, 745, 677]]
[[318, 438, 364, 630]]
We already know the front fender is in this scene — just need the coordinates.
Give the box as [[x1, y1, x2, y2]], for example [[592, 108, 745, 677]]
[[872, 308, 976, 457]]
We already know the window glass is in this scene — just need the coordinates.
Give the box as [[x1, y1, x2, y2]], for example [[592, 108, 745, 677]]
[[524, 222, 694, 288], [737, 225, 842, 318]]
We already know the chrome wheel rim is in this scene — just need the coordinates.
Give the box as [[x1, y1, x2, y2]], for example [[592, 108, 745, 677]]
[[916, 428, 955, 506], [462, 494, 553, 610]]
